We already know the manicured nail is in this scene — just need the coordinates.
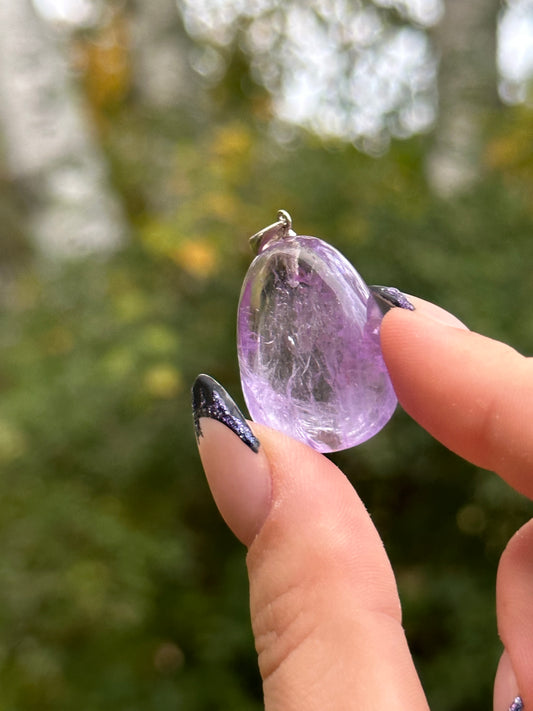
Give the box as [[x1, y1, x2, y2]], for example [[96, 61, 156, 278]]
[[192, 374, 272, 545], [369, 285, 415, 314], [509, 697, 524, 711], [193, 373, 259, 452]]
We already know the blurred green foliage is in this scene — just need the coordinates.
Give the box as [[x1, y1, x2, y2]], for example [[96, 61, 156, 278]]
[[0, 7, 532, 710]]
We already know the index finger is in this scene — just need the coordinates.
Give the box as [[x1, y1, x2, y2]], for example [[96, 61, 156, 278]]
[[380, 299, 533, 499]]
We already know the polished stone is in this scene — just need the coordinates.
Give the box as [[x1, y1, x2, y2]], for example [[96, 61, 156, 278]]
[[237, 234, 397, 452]]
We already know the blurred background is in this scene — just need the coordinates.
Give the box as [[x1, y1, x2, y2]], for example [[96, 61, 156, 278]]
[[0, 0, 532, 708]]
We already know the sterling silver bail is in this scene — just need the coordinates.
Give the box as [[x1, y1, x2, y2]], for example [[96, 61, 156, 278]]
[[249, 210, 295, 255]]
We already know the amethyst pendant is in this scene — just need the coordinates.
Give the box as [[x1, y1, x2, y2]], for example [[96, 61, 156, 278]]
[[237, 212, 397, 453]]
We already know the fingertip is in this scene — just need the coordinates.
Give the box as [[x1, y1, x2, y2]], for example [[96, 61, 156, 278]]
[[497, 519, 533, 711], [195, 418, 272, 546], [398, 296, 470, 330], [192, 375, 272, 546], [494, 651, 521, 711], [379, 302, 478, 437], [380, 300, 533, 495], [379, 298, 470, 402]]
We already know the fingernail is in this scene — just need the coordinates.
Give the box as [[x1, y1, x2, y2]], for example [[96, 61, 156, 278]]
[[509, 697, 524, 711], [372, 288, 470, 330], [193, 373, 260, 452], [192, 374, 272, 546], [369, 285, 416, 314]]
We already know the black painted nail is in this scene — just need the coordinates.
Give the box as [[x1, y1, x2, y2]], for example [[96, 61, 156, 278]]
[[192, 374, 260, 453], [369, 285, 415, 314], [509, 697, 524, 711]]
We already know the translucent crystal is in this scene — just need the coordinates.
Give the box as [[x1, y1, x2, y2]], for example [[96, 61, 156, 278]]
[[237, 234, 397, 453]]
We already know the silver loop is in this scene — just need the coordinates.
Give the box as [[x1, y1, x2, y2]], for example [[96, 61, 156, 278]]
[[249, 210, 295, 255], [276, 209, 292, 232]]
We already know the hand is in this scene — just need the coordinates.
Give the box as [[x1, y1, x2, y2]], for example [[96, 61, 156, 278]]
[[192, 297, 533, 711]]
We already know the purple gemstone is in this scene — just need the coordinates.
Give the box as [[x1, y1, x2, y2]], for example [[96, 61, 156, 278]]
[[237, 234, 397, 453]]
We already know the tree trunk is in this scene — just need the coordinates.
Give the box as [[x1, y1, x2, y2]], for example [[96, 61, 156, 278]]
[[127, 0, 199, 215], [0, 0, 127, 257], [129, 0, 194, 109], [426, 0, 501, 197]]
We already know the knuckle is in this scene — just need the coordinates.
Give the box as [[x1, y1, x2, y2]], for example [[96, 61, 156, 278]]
[[251, 580, 318, 682]]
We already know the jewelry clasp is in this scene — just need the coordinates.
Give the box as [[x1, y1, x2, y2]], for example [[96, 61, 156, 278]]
[[249, 210, 295, 255]]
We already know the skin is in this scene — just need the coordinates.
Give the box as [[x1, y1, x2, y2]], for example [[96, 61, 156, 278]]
[[195, 297, 533, 711]]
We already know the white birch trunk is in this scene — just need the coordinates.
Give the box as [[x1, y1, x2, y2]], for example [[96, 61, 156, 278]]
[[129, 0, 193, 109], [0, 0, 127, 257], [127, 0, 198, 214], [426, 0, 501, 197]]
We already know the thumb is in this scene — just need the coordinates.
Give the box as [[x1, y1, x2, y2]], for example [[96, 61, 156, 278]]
[[192, 375, 428, 711]]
